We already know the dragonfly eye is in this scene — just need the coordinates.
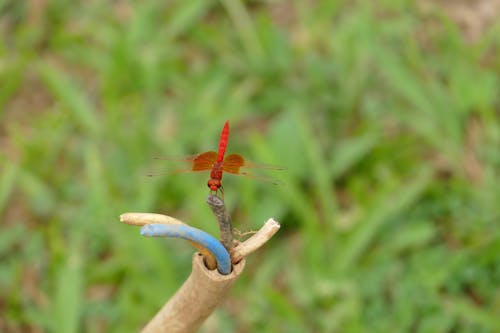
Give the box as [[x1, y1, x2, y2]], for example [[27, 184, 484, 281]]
[[207, 179, 221, 191]]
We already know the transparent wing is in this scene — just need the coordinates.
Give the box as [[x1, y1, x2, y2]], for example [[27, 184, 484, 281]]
[[148, 151, 216, 176], [222, 153, 285, 188], [223, 154, 286, 174]]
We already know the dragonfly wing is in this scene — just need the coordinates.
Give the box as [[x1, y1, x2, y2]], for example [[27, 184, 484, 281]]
[[222, 153, 284, 186], [153, 154, 200, 162], [222, 154, 245, 174], [223, 153, 286, 173], [242, 159, 286, 170], [148, 151, 216, 176], [234, 170, 283, 185], [192, 151, 217, 171]]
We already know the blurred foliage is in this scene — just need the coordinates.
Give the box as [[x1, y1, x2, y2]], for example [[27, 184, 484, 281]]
[[1, 0, 499, 332]]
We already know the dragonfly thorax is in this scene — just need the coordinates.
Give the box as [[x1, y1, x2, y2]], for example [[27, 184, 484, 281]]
[[210, 162, 223, 180]]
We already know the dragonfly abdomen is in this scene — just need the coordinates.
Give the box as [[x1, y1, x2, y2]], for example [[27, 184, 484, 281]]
[[216, 121, 230, 163]]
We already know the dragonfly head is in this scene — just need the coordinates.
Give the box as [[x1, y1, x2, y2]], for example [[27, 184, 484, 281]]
[[207, 179, 221, 192]]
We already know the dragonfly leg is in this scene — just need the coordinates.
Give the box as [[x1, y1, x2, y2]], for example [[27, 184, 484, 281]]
[[219, 185, 225, 200], [208, 188, 223, 200]]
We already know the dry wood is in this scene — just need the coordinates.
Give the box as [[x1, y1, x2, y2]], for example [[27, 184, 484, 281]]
[[231, 218, 281, 263], [121, 212, 281, 332], [141, 253, 246, 333], [120, 213, 185, 226], [206, 195, 234, 250]]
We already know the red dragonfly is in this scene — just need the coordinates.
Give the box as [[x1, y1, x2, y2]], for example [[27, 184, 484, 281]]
[[153, 121, 283, 196]]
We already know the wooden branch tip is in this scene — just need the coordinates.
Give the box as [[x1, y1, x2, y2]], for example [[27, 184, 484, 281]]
[[120, 212, 186, 226], [206, 195, 234, 251], [231, 218, 281, 263]]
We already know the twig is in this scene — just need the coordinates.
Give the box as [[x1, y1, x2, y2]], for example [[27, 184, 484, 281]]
[[230, 218, 280, 263], [206, 195, 234, 251], [120, 213, 185, 226]]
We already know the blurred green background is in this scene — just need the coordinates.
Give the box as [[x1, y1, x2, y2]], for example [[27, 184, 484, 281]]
[[1, 1, 500, 332]]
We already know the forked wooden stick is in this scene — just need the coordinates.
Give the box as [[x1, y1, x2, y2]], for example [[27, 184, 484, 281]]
[[121, 213, 280, 333]]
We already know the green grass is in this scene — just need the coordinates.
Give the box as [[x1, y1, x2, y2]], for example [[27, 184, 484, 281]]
[[1, 1, 499, 332]]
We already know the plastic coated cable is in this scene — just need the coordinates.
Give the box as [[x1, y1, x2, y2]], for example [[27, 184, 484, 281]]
[[140, 223, 232, 275], [120, 213, 217, 270]]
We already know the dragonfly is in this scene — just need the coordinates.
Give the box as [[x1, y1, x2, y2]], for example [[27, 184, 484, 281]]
[[153, 121, 283, 196]]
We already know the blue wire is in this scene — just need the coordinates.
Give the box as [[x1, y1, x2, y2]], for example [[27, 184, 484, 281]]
[[140, 224, 231, 275]]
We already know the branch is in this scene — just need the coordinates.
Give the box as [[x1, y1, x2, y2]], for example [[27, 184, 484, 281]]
[[206, 195, 234, 250], [231, 218, 281, 263]]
